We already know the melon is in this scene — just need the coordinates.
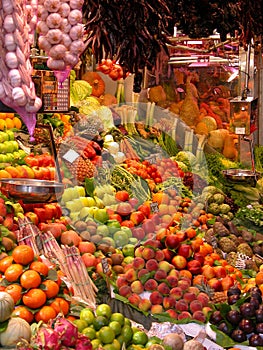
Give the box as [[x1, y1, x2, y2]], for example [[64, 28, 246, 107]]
[[201, 116, 217, 132]]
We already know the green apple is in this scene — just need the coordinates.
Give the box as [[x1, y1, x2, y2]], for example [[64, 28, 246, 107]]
[[0, 132, 8, 142], [72, 198, 84, 211], [9, 141, 19, 151], [93, 208, 109, 224], [120, 226, 132, 238], [113, 230, 129, 248], [6, 130, 14, 141], [3, 141, 14, 153], [94, 196, 105, 209], [96, 224, 110, 237], [70, 211, 80, 222], [122, 244, 135, 257], [101, 237, 116, 248], [5, 153, 14, 163]]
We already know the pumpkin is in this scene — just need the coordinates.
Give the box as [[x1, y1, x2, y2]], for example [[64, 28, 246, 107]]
[[148, 85, 166, 103], [0, 291, 14, 322], [82, 72, 105, 97], [0, 317, 31, 347]]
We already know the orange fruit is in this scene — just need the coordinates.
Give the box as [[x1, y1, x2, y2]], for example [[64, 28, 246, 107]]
[[0, 256, 14, 273], [34, 305, 57, 323], [4, 264, 23, 282], [12, 116, 22, 129], [0, 169, 11, 179], [255, 272, 263, 286], [29, 261, 49, 277], [20, 270, 42, 289], [50, 297, 70, 315], [5, 284, 22, 304], [41, 279, 60, 299], [12, 305, 34, 324], [0, 120, 6, 130], [22, 288, 47, 309], [12, 245, 34, 266], [5, 118, 14, 129]]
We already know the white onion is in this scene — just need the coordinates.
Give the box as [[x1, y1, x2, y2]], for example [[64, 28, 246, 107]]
[[59, 3, 71, 17], [49, 44, 67, 59], [46, 29, 63, 44], [37, 21, 49, 35], [68, 9, 82, 25], [46, 13, 62, 29], [69, 24, 83, 40]]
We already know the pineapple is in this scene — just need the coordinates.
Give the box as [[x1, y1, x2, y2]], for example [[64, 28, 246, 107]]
[[196, 281, 228, 304], [218, 237, 236, 253], [65, 156, 95, 183]]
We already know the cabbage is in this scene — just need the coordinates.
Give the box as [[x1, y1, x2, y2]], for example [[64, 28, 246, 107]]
[[70, 80, 93, 106], [97, 106, 114, 131], [77, 97, 101, 114], [175, 151, 197, 171]]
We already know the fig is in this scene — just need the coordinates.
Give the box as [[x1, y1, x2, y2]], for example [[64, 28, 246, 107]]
[[231, 329, 247, 343], [240, 302, 256, 318], [226, 310, 242, 325], [238, 319, 255, 334], [249, 334, 263, 347]]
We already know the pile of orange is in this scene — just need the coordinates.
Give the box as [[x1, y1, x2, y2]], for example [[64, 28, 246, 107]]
[[0, 113, 22, 130], [0, 245, 70, 324]]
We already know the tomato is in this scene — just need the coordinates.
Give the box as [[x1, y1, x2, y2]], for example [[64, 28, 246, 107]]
[[25, 155, 39, 167]]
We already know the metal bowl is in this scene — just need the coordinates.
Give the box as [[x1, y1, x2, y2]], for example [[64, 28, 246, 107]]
[[0, 178, 64, 203], [222, 168, 261, 185]]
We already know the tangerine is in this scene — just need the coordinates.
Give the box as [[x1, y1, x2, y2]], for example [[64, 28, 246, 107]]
[[4, 263, 23, 282], [5, 118, 14, 129], [29, 261, 49, 277], [41, 279, 60, 299], [12, 306, 34, 324], [5, 284, 22, 304], [12, 117, 22, 129], [34, 305, 57, 323], [22, 288, 46, 309], [50, 297, 69, 315], [0, 256, 14, 273], [20, 270, 42, 289], [12, 245, 34, 266], [255, 272, 263, 286]]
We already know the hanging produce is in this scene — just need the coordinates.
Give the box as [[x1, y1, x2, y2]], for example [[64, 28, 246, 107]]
[[82, 0, 173, 75], [37, 0, 85, 83], [0, 0, 41, 139]]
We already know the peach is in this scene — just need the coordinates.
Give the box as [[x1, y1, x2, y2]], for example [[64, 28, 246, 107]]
[[144, 278, 158, 291], [170, 287, 183, 300], [154, 269, 167, 281], [202, 264, 216, 280], [132, 257, 145, 270], [138, 268, 150, 280], [78, 241, 96, 254], [142, 247, 155, 260], [155, 250, 165, 262], [177, 311, 192, 320], [183, 292, 197, 304], [128, 293, 142, 306], [165, 309, 178, 319], [119, 285, 132, 298], [116, 276, 128, 289], [177, 279, 191, 291], [197, 292, 210, 307], [157, 282, 170, 296], [134, 246, 144, 257], [166, 275, 178, 288], [189, 300, 203, 313], [81, 253, 97, 268], [125, 268, 137, 282], [150, 291, 163, 305], [192, 310, 206, 323], [146, 259, 159, 271], [131, 280, 144, 294], [144, 239, 162, 249], [202, 306, 213, 317], [175, 300, 188, 312], [168, 269, 180, 278], [171, 255, 187, 270], [213, 266, 227, 279], [151, 304, 163, 314], [158, 260, 172, 273], [187, 286, 200, 295], [138, 298, 152, 312], [163, 296, 176, 309]]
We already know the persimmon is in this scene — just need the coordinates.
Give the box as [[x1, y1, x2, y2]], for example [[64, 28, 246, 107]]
[[20, 270, 42, 289], [4, 264, 23, 282], [12, 245, 34, 265], [12, 306, 34, 323], [22, 288, 47, 309], [50, 297, 69, 315], [0, 256, 14, 273], [5, 284, 22, 304], [35, 305, 57, 323], [29, 261, 49, 277], [41, 279, 60, 299]]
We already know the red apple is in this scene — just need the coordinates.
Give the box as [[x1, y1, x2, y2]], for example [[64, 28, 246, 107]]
[[162, 248, 175, 262], [109, 213, 122, 224], [187, 260, 202, 275], [137, 203, 151, 218], [132, 227, 145, 240], [41, 167, 50, 180], [213, 266, 227, 279], [165, 234, 181, 250], [116, 202, 133, 217], [142, 219, 156, 234], [149, 213, 161, 225], [221, 275, 234, 291], [207, 277, 222, 292], [128, 197, 139, 208], [130, 211, 145, 225], [121, 220, 134, 228], [178, 244, 193, 259], [193, 252, 205, 265], [32, 166, 44, 179]]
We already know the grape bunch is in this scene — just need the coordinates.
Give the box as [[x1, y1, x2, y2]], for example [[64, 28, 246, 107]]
[[209, 286, 263, 347]]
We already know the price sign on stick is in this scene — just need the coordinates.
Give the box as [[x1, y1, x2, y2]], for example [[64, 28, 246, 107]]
[[101, 257, 111, 293]]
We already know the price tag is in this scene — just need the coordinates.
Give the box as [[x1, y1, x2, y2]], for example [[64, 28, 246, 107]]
[[62, 149, 79, 163], [101, 257, 110, 275], [234, 127, 246, 135], [150, 201, 159, 213]]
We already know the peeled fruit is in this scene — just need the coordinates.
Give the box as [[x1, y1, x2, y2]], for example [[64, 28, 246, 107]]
[[162, 333, 184, 350]]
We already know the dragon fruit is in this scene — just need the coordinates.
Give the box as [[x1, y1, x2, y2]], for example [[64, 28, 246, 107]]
[[53, 315, 78, 347], [16, 339, 34, 350], [32, 327, 61, 350], [76, 333, 93, 350]]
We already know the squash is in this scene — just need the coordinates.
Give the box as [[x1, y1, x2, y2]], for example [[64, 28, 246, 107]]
[[82, 72, 105, 97], [222, 133, 238, 160], [0, 317, 31, 347], [0, 291, 14, 322]]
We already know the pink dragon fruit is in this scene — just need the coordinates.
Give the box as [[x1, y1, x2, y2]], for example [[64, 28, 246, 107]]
[[53, 315, 78, 347], [76, 333, 93, 350], [32, 327, 61, 350], [16, 339, 34, 350]]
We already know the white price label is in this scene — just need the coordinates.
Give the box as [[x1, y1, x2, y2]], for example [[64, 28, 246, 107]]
[[62, 149, 79, 163], [235, 127, 246, 135]]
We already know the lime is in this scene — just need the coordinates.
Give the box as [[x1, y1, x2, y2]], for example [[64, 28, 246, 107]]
[[132, 327, 140, 334], [98, 326, 115, 344], [102, 344, 116, 350], [93, 315, 109, 330], [91, 339, 101, 349], [112, 339, 121, 350], [96, 304, 112, 319], [121, 325, 133, 344], [109, 321, 122, 336], [116, 334, 124, 346], [132, 331, 148, 345], [110, 313, 124, 326], [82, 327, 96, 340], [73, 319, 88, 333], [124, 318, 132, 327], [80, 308, 95, 325]]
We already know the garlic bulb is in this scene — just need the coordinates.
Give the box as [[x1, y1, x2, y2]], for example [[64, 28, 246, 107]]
[[49, 44, 67, 59], [3, 15, 16, 33], [8, 69, 22, 87], [4, 33, 16, 51], [69, 0, 84, 10], [70, 40, 84, 54], [60, 18, 71, 33], [12, 87, 27, 106], [38, 36, 52, 52], [64, 52, 79, 66], [47, 57, 66, 70], [44, 0, 61, 13], [59, 3, 71, 17], [46, 13, 62, 29], [69, 24, 83, 40], [37, 5, 49, 21], [2, 0, 14, 14], [46, 29, 63, 44], [61, 34, 72, 48], [37, 21, 49, 35], [5, 52, 18, 69], [68, 10, 82, 25], [25, 96, 42, 113]]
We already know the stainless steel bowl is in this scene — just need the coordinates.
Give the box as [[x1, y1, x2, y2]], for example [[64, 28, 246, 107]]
[[0, 178, 64, 203], [222, 168, 261, 185]]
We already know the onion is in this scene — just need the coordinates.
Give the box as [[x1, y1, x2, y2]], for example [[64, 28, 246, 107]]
[[162, 334, 184, 350], [0, 292, 14, 322]]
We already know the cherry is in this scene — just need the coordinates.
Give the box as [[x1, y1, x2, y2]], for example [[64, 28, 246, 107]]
[[239, 318, 255, 334], [231, 329, 247, 343], [226, 310, 242, 325], [240, 302, 256, 318], [209, 310, 223, 325], [249, 334, 263, 347]]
